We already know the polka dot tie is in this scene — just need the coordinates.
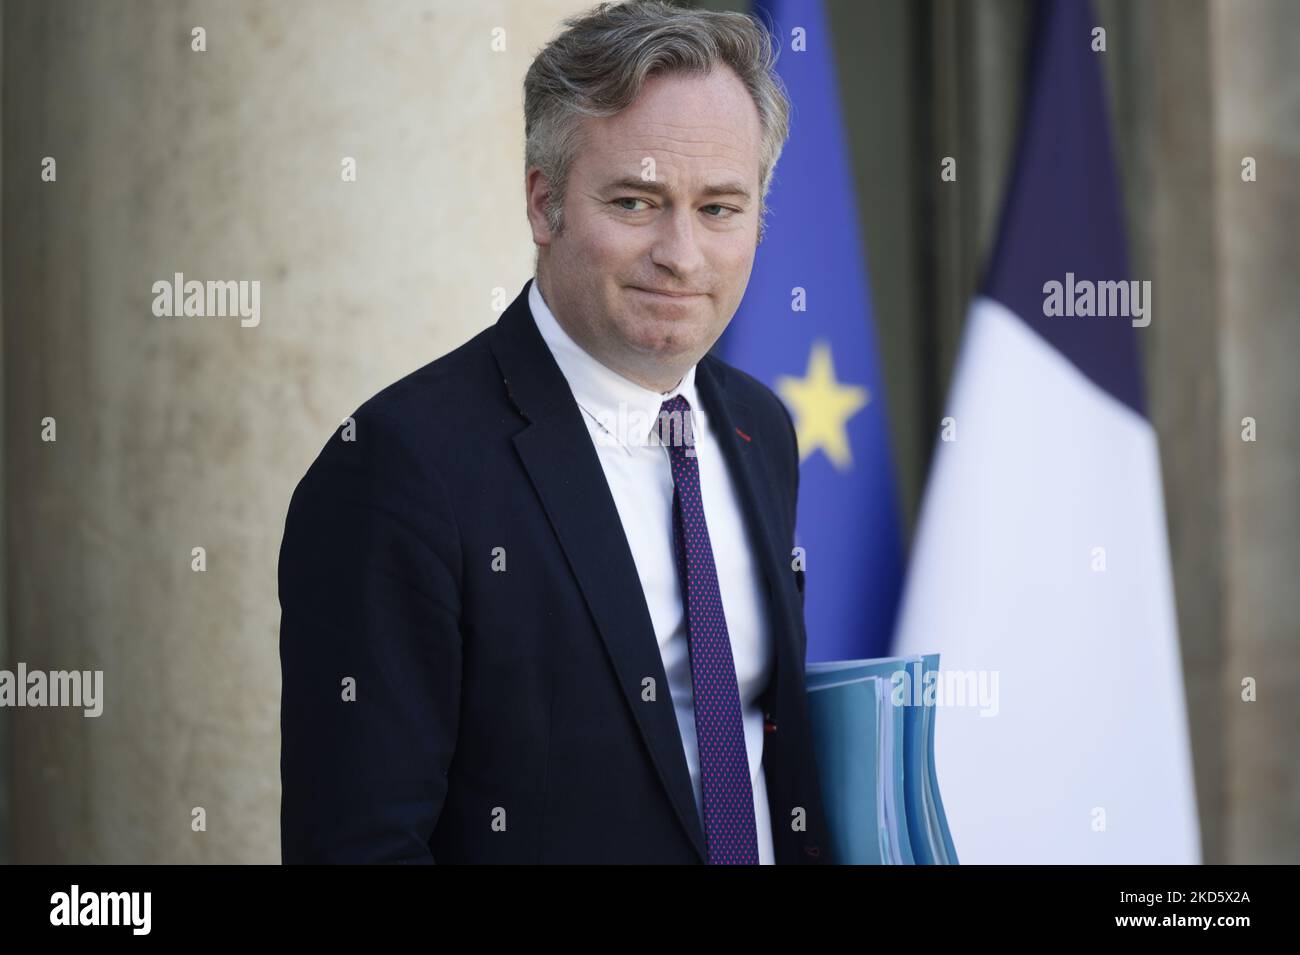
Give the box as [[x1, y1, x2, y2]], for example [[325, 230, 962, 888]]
[[658, 394, 759, 865]]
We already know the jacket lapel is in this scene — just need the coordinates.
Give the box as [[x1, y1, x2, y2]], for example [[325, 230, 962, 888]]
[[695, 356, 821, 864], [487, 281, 707, 862], [693, 357, 804, 721]]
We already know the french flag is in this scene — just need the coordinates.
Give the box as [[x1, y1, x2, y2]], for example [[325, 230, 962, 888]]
[[892, 0, 1200, 863]]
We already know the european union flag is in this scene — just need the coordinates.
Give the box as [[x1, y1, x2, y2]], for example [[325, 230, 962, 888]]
[[719, 0, 903, 660]]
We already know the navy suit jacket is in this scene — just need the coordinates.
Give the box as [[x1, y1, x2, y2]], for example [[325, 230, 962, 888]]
[[278, 278, 832, 863]]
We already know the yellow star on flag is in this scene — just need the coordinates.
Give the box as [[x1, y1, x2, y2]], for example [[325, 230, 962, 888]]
[[775, 340, 870, 471]]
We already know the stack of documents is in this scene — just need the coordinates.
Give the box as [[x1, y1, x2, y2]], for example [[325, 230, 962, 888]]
[[806, 654, 959, 864]]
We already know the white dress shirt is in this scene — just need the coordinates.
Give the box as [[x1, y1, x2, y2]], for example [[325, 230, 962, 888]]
[[528, 277, 776, 864]]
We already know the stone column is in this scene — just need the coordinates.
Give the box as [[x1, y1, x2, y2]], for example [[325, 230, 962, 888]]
[[1209, 0, 1300, 864], [4, 0, 587, 863]]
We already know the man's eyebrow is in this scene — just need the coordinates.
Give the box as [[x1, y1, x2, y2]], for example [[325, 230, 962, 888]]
[[602, 176, 752, 201]]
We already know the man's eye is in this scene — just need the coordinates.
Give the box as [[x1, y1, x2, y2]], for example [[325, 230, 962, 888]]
[[614, 197, 651, 212], [703, 204, 737, 219]]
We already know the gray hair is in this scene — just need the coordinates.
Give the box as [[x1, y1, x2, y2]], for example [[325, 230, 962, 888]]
[[523, 0, 791, 244]]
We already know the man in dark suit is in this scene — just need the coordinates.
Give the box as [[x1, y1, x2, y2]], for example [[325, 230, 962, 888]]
[[278, 0, 832, 864]]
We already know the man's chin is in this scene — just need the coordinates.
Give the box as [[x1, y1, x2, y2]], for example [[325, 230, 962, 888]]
[[625, 335, 707, 371]]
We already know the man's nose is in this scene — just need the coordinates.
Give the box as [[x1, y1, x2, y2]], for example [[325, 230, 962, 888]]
[[648, 207, 706, 279]]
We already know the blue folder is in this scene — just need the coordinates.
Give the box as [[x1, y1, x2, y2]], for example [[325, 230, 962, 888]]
[[805, 655, 958, 864]]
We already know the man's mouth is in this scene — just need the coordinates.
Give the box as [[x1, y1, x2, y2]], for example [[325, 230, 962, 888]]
[[631, 286, 704, 300]]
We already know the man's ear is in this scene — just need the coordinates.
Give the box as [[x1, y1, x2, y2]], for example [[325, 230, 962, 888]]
[[525, 168, 556, 247]]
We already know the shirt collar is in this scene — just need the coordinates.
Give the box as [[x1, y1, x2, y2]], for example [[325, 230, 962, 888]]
[[529, 276, 703, 451]]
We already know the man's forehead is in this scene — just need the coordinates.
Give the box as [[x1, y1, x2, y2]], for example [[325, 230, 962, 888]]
[[625, 65, 755, 117], [569, 70, 762, 191], [582, 122, 760, 186], [584, 69, 760, 146], [603, 119, 753, 155], [605, 136, 754, 171]]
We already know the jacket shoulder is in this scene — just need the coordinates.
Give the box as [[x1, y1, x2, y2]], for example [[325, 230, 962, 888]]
[[352, 324, 502, 432], [289, 322, 512, 503]]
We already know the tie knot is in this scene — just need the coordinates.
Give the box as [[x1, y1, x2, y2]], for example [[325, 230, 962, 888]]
[[655, 394, 695, 453], [659, 394, 690, 416]]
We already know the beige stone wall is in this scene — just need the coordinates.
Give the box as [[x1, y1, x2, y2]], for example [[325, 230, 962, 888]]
[[3, 0, 589, 863], [1208, 0, 1300, 864]]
